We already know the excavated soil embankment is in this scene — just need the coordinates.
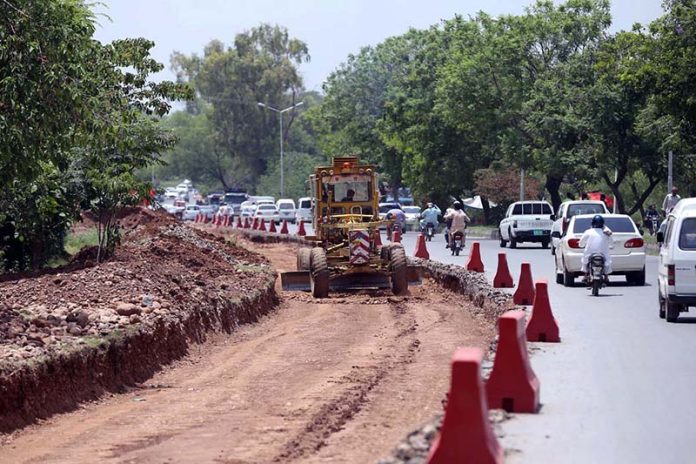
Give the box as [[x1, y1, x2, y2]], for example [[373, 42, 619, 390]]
[[0, 209, 277, 433]]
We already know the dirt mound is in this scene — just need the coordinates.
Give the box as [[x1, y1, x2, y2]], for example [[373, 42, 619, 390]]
[[0, 211, 277, 433]]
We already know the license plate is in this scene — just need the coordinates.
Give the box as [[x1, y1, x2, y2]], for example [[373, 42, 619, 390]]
[[533, 230, 544, 236], [455, 240, 462, 247]]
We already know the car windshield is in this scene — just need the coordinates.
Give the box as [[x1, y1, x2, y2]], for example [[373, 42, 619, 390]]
[[567, 204, 605, 217], [573, 217, 636, 233], [403, 207, 421, 214], [278, 203, 294, 210], [678, 218, 696, 250], [332, 181, 370, 202]]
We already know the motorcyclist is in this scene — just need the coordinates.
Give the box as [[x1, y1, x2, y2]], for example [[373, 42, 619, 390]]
[[444, 201, 470, 248], [386, 206, 406, 239], [419, 202, 441, 232], [579, 215, 613, 283], [644, 204, 660, 234]]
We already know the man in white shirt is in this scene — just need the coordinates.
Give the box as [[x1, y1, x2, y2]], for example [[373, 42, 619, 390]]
[[579, 215, 613, 281], [662, 187, 681, 215]]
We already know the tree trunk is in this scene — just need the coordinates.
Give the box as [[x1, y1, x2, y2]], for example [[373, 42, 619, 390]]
[[601, 170, 627, 214], [628, 177, 661, 216], [545, 175, 563, 212]]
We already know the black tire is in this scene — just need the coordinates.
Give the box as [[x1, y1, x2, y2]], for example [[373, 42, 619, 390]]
[[628, 268, 646, 286], [390, 246, 408, 295], [666, 301, 680, 323], [297, 248, 311, 271], [380, 245, 391, 262], [310, 247, 330, 298], [659, 295, 666, 319], [542, 240, 549, 249], [551, 245, 556, 256], [455, 249, 460, 256], [509, 230, 517, 249], [592, 279, 601, 296], [563, 263, 574, 287], [500, 237, 507, 248], [556, 270, 564, 284]]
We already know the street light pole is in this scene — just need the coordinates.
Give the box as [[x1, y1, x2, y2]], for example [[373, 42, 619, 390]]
[[257, 101, 304, 198]]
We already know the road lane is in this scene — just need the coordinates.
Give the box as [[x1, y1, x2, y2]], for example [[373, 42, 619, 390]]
[[399, 231, 696, 463]]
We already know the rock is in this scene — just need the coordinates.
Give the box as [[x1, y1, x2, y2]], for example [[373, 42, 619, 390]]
[[151, 301, 161, 310], [141, 294, 154, 307], [66, 310, 90, 328], [67, 323, 82, 336], [115, 302, 141, 316], [129, 314, 141, 324]]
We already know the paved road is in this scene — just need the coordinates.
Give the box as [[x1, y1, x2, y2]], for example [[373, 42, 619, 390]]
[[398, 231, 696, 464]]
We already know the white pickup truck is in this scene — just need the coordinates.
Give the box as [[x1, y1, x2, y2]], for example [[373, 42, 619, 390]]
[[499, 201, 555, 249]]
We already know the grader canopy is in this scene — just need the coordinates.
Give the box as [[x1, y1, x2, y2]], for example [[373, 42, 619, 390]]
[[280, 156, 420, 297]]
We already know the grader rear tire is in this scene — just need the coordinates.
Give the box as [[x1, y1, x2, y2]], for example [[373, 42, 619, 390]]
[[390, 246, 408, 295], [310, 248, 330, 298], [297, 248, 311, 271]]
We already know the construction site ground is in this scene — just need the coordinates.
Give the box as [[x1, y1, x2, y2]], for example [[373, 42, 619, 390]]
[[0, 234, 495, 463]]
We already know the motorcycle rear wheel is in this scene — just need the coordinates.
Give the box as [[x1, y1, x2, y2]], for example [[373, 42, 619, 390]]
[[592, 279, 601, 296]]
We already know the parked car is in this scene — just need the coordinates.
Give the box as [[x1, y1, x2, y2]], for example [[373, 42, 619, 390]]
[[403, 206, 422, 231], [499, 201, 554, 249], [296, 197, 313, 223], [182, 205, 201, 221], [254, 203, 280, 223], [164, 187, 178, 199], [657, 198, 696, 322], [276, 199, 296, 224], [249, 196, 275, 206], [553, 213, 646, 287], [551, 200, 610, 255], [240, 201, 256, 218]]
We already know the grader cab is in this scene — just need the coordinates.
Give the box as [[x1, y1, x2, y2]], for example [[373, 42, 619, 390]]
[[280, 156, 416, 298]]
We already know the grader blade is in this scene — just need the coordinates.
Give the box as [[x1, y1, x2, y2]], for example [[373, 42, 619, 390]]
[[329, 273, 391, 291], [280, 271, 311, 291]]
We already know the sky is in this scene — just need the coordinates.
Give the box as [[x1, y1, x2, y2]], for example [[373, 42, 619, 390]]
[[93, 0, 665, 93]]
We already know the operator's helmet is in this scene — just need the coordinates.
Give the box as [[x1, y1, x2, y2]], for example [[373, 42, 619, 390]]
[[591, 215, 604, 228], [453, 201, 462, 211]]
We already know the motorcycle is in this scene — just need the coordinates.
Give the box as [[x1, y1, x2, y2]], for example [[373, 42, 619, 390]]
[[587, 253, 606, 296], [646, 216, 659, 236], [424, 222, 435, 241], [451, 231, 465, 256]]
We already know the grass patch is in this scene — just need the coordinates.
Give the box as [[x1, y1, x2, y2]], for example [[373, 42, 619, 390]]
[[64, 227, 99, 256]]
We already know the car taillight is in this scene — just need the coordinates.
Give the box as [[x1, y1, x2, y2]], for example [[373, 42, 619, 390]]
[[562, 218, 569, 234], [624, 238, 644, 248], [668, 264, 675, 286], [568, 238, 581, 249]]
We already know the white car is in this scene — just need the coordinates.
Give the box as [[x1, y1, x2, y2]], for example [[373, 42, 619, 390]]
[[254, 204, 280, 223], [240, 201, 256, 218], [553, 214, 646, 287], [296, 197, 313, 223], [276, 199, 296, 223], [657, 198, 696, 322], [164, 187, 178, 199], [182, 205, 201, 221], [551, 200, 609, 254], [499, 201, 554, 249], [403, 206, 422, 231]]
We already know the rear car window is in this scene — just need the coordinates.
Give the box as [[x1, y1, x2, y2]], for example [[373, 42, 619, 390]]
[[278, 203, 294, 210], [512, 204, 523, 215], [678, 218, 696, 250], [379, 204, 399, 214], [567, 204, 605, 217], [299, 200, 311, 208], [258, 205, 275, 211], [573, 217, 636, 234], [519, 203, 552, 215]]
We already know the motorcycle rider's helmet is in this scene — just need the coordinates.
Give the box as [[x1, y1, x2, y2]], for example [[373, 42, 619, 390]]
[[453, 201, 462, 211], [591, 214, 604, 228]]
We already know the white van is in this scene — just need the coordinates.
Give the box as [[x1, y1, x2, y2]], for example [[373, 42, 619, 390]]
[[657, 198, 696, 322], [276, 199, 296, 223], [296, 197, 313, 223]]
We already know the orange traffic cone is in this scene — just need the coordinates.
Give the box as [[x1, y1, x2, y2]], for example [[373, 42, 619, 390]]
[[392, 229, 401, 243], [414, 233, 430, 259], [269, 220, 277, 233], [243, 217, 250, 229], [526, 280, 560, 342], [280, 220, 289, 234], [236, 216, 243, 228], [513, 263, 535, 305], [465, 242, 484, 272], [493, 253, 514, 288], [252, 218, 259, 230], [373, 229, 383, 247], [258, 219, 267, 232], [297, 220, 306, 236]]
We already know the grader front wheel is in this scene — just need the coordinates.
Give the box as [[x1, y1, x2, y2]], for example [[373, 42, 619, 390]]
[[390, 246, 408, 295], [297, 248, 311, 271], [310, 248, 330, 298]]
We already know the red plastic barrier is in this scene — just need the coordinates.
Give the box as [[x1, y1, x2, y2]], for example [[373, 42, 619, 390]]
[[466, 241, 484, 272], [280, 220, 289, 234], [373, 229, 383, 247], [258, 219, 267, 232], [202, 214, 208, 224], [427, 347, 504, 464], [252, 218, 259, 230], [526, 280, 561, 343], [392, 229, 401, 243], [493, 253, 514, 288], [486, 310, 540, 413], [236, 216, 243, 228], [297, 220, 306, 236], [194, 213, 200, 223], [414, 233, 430, 259], [513, 262, 535, 305], [269, 220, 277, 233], [243, 217, 250, 229]]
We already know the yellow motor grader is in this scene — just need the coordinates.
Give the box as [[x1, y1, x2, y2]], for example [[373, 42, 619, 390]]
[[280, 156, 418, 298]]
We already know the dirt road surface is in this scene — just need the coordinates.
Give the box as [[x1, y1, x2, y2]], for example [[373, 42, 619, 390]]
[[0, 241, 494, 463]]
